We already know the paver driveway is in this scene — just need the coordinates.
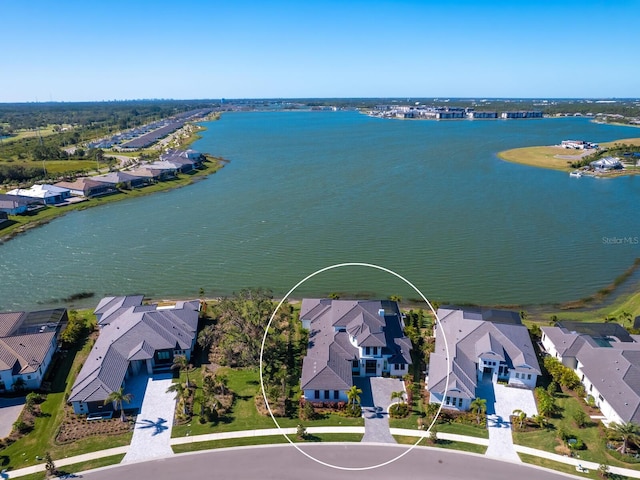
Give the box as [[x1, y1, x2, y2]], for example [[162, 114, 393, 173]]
[[357, 377, 404, 443]]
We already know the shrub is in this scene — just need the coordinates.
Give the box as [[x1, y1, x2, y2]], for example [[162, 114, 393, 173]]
[[12, 420, 32, 434], [300, 401, 316, 421], [343, 404, 362, 417], [389, 403, 410, 418]]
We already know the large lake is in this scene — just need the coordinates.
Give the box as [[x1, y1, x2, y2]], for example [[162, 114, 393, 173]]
[[1, 112, 639, 311]]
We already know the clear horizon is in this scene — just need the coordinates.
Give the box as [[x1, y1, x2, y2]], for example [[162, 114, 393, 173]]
[[2, 0, 639, 103]]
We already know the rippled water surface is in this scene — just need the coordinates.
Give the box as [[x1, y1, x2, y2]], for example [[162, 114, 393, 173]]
[[1, 112, 639, 310]]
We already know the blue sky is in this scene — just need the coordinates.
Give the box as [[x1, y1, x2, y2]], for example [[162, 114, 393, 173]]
[[1, 0, 638, 102]]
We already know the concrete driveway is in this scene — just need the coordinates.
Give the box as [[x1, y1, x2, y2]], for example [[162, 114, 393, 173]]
[[356, 377, 404, 444], [0, 396, 25, 438], [122, 374, 176, 463], [477, 381, 537, 461]]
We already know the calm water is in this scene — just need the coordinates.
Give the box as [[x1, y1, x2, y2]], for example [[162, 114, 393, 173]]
[[1, 112, 639, 311]]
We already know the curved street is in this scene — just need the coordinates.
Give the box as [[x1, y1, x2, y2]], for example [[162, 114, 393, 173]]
[[81, 444, 570, 480]]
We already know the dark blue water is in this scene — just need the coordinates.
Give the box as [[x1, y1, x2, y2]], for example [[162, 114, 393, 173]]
[[0, 112, 638, 310]]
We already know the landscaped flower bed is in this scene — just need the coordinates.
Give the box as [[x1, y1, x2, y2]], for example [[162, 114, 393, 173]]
[[55, 407, 135, 444]]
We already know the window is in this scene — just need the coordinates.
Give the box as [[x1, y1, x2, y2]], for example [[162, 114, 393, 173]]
[[324, 390, 330, 399], [352, 360, 359, 368], [314, 390, 320, 399], [515, 372, 520, 379], [458, 398, 463, 407], [334, 390, 339, 400], [527, 374, 531, 380], [445, 396, 451, 405], [365, 347, 371, 356], [27, 375, 31, 380], [373, 347, 378, 356]]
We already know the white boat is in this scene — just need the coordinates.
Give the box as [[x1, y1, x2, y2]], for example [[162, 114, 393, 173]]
[[569, 170, 583, 177]]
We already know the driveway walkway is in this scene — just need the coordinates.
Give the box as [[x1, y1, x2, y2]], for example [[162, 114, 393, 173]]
[[357, 377, 404, 443], [0, 396, 25, 439], [122, 374, 175, 463], [477, 381, 537, 462]]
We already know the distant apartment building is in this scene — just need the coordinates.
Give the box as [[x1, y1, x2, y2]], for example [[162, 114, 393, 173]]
[[500, 111, 543, 119]]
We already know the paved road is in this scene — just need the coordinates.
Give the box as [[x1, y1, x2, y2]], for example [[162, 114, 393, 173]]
[[82, 444, 572, 480]]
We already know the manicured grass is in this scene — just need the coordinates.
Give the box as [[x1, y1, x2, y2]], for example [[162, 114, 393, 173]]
[[0, 160, 223, 240], [512, 392, 638, 469], [171, 367, 363, 438], [390, 413, 488, 439], [172, 433, 364, 454], [518, 453, 605, 480], [393, 435, 487, 454], [0, 328, 132, 472], [60, 454, 126, 476]]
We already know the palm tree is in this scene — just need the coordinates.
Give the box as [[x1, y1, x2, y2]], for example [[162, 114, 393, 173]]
[[390, 391, 405, 404], [512, 409, 527, 429], [347, 385, 362, 408], [167, 382, 189, 416], [608, 422, 640, 455], [171, 354, 193, 387], [214, 373, 228, 396], [104, 387, 133, 422], [470, 397, 487, 425]]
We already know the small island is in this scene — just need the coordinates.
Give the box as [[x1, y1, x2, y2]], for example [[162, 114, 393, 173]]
[[498, 137, 640, 176]]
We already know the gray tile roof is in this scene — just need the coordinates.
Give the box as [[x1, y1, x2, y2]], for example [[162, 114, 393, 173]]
[[428, 307, 540, 399], [94, 295, 146, 325], [0, 309, 63, 376], [300, 299, 412, 392], [543, 324, 640, 424], [69, 298, 199, 404]]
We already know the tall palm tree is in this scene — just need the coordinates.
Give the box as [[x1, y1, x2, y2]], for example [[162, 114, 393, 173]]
[[104, 387, 133, 422], [347, 385, 362, 407], [608, 422, 640, 455], [470, 397, 487, 425], [512, 409, 527, 428], [171, 354, 193, 387]]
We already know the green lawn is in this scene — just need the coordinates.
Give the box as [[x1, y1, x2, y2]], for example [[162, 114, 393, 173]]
[[171, 367, 363, 438], [0, 327, 132, 472], [518, 453, 607, 480], [393, 435, 487, 454], [172, 433, 364, 454], [513, 392, 638, 470], [390, 412, 488, 439]]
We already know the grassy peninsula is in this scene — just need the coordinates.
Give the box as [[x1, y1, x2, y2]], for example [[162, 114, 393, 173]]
[[497, 137, 640, 174]]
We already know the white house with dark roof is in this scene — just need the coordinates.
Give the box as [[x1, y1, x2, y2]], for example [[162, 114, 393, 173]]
[[68, 296, 199, 415], [541, 322, 640, 425], [6, 184, 71, 205], [428, 307, 540, 411], [0, 308, 67, 392], [299, 299, 412, 403]]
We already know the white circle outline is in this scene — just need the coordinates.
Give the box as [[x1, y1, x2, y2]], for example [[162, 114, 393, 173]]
[[259, 262, 451, 471]]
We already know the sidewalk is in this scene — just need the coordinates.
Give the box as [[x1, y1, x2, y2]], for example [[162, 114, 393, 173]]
[[6, 427, 640, 479]]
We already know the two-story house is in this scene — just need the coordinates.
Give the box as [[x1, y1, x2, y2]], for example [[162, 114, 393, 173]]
[[299, 299, 412, 403]]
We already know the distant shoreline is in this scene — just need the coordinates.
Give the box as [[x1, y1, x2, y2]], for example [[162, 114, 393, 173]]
[[497, 137, 640, 175]]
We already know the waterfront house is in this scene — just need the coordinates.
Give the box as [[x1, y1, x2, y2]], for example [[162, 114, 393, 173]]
[[0, 194, 38, 215], [54, 178, 115, 198], [590, 157, 623, 170], [68, 296, 199, 415], [159, 149, 204, 173], [92, 171, 149, 189], [428, 307, 540, 411], [6, 184, 71, 205], [0, 308, 68, 392], [127, 166, 172, 182], [541, 322, 640, 425], [299, 299, 412, 403]]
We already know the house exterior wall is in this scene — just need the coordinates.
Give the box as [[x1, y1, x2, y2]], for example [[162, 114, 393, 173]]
[[304, 389, 348, 403], [430, 391, 471, 411], [508, 370, 537, 388]]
